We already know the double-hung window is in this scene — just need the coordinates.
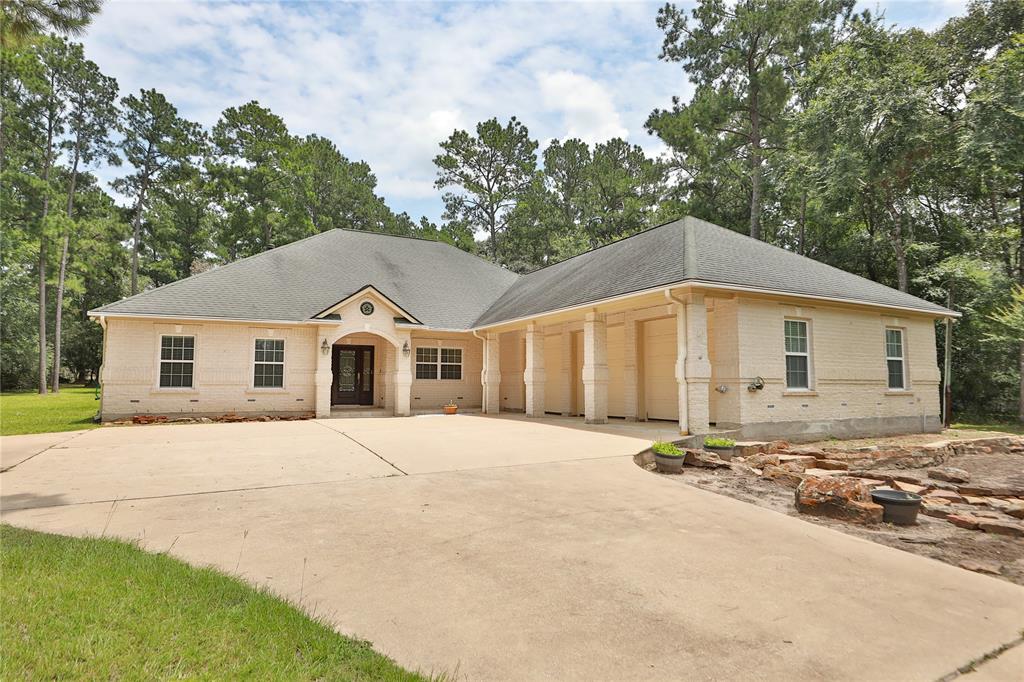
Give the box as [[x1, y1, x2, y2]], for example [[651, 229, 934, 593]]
[[254, 338, 284, 388], [783, 320, 810, 390], [416, 347, 438, 379], [159, 335, 194, 388], [415, 347, 463, 380], [885, 328, 906, 390], [440, 348, 462, 380]]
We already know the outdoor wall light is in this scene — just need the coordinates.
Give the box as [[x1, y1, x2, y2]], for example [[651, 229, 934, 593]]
[[402, 340, 411, 357], [747, 376, 765, 392], [321, 338, 330, 356]]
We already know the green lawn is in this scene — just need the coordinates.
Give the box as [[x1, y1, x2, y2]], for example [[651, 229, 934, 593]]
[[0, 525, 431, 680], [951, 418, 1024, 436], [0, 387, 101, 436]]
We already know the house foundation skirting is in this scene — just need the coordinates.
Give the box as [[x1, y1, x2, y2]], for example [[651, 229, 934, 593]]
[[733, 414, 943, 443]]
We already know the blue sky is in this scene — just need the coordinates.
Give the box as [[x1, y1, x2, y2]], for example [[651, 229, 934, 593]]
[[84, 1, 970, 224]]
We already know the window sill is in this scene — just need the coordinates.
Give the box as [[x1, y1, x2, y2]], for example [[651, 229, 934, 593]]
[[150, 388, 199, 395], [245, 388, 289, 394], [783, 390, 818, 397], [884, 390, 914, 396]]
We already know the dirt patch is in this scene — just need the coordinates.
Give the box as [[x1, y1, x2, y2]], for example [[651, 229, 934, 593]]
[[639, 433, 1024, 586], [804, 428, 1015, 450]]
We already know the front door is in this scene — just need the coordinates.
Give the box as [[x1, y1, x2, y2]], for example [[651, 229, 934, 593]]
[[332, 345, 374, 405]]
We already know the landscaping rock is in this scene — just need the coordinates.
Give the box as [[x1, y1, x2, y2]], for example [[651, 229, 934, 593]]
[[946, 514, 981, 530], [778, 455, 817, 470], [928, 466, 971, 484], [728, 462, 759, 476], [921, 502, 952, 519], [788, 446, 826, 458], [926, 489, 965, 504], [733, 442, 769, 458], [761, 465, 806, 489], [794, 476, 882, 524], [891, 474, 924, 485], [803, 468, 843, 478], [978, 520, 1024, 538], [959, 560, 1002, 575], [957, 485, 995, 496], [963, 495, 989, 506], [744, 453, 780, 469], [683, 449, 729, 469], [813, 459, 849, 471], [1005, 504, 1024, 520], [892, 480, 927, 494]]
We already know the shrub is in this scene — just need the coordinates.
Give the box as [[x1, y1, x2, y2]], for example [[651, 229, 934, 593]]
[[704, 437, 736, 448], [652, 441, 684, 457]]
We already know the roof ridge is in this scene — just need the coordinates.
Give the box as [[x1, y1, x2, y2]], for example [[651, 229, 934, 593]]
[[92, 229, 344, 312], [336, 228, 518, 278]]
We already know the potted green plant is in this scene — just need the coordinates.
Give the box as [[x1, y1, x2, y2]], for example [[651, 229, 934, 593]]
[[703, 437, 736, 459], [443, 400, 458, 415], [652, 441, 686, 474]]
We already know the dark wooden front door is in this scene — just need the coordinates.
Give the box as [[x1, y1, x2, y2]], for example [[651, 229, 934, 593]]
[[331, 345, 374, 405]]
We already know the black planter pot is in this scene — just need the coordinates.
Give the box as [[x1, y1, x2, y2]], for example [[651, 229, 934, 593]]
[[704, 445, 735, 461], [654, 452, 686, 474], [870, 489, 923, 525]]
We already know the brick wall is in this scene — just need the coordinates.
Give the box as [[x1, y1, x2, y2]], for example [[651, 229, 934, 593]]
[[709, 297, 941, 428], [410, 331, 483, 410], [100, 318, 316, 419]]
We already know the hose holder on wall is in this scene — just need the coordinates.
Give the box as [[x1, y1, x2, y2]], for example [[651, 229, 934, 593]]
[[747, 376, 765, 392]]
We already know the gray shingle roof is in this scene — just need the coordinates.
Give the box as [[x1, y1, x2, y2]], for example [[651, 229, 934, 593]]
[[92, 218, 953, 328], [92, 229, 519, 329], [472, 217, 952, 326]]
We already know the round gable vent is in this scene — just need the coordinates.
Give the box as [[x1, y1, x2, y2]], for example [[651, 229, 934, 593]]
[[360, 301, 375, 316]]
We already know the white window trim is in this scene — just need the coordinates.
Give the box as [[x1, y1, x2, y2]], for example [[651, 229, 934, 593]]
[[155, 333, 198, 392], [885, 327, 908, 391], [783, 318, 813, 392], [251, 336, 287, 391], [414, 344, 464, 381]]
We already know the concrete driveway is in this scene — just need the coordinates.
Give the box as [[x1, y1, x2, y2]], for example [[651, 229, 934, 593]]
[[2, 416, 1022, 681]]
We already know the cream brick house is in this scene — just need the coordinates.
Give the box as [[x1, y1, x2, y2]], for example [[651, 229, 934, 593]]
[[90, 217, 957, 440]]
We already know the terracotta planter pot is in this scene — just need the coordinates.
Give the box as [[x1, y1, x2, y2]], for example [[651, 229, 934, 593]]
[[443, 405, 458, 415], [654, 452, 685, 474]]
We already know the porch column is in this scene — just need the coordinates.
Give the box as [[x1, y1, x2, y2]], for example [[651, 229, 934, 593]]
[[583, 312, 608, 424], [685, 295, 711, 434], [560, 323, 572, 414], [622, 313, 639, 421], [674, 296, 710, 435], [524, 323, 545, 417], [394, 332, 412, 417], [314, 330, 333, 418], [483, 332, 501, 414]]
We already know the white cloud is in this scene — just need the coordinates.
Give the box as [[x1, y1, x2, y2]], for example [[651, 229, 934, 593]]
[[538, 70, 629, 143]]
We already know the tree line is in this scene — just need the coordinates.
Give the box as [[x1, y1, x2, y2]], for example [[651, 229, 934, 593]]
[[1, 0, 1021, 420]]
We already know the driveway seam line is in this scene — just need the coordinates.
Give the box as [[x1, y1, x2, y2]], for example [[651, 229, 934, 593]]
[[0, 455, 641, 512], [935, 632, 1024, 681], [0, 476, 403, 512], [336, 431, 408, 476], [0, 429, 91, 473]]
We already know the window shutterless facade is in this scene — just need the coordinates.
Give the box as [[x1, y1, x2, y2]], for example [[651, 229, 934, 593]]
[[254, 338, 284, 388], [440, 348, 462, 380], [415, 346, 463, 380], [885, 328, 906, 390], [159, 335, 195, 388], [415, 347, 438, 379], [783, 320, 810, 390]]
